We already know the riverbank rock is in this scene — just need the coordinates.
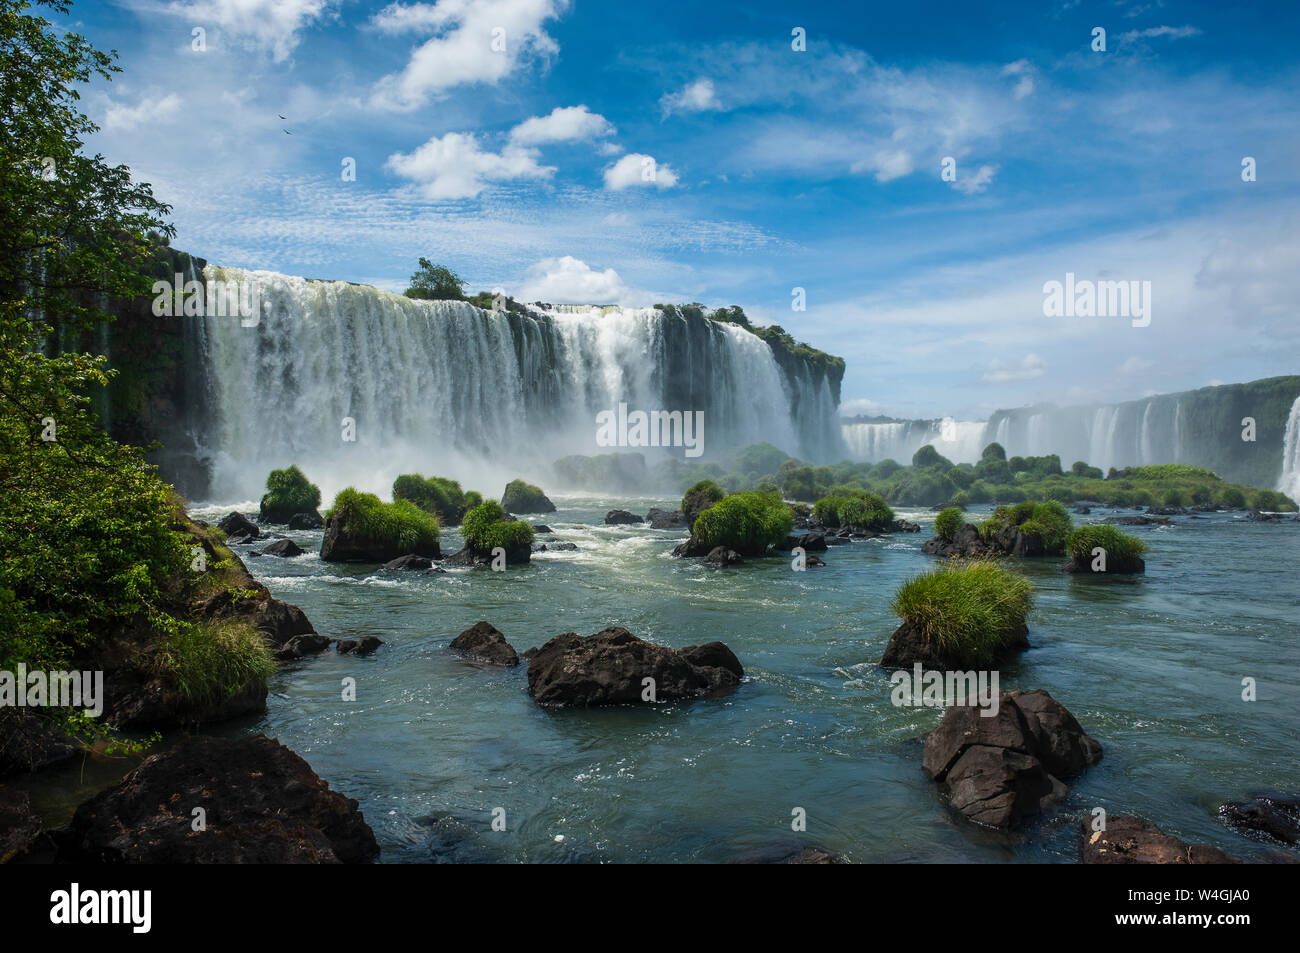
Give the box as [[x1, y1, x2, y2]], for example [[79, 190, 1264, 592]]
[[671, 536, 711, 558], [260, 538, 304, 557], [921, 523, 987, 558], [892, 519, 921, 533], [922, 690, 1101, 829], [449, 621, 519, 666], [58, 735, 378, 863], [1062, 554, 1145, 574], [383, 554, 434, 571], [0, 712, 78, 778], [682, 488, 719, 529], [275, 633, 333, 661], [321, 514, 441, 562], [287, 511, 324, 530], [527, 627, 742, 707], [1219, 795, 1300, 845], [1081, 815, 1240, 864], [337, 636, 383, 656], [646, 508, 688, 529], [218, 511, 260, 540], [0, 788, 40, 863], [881, 619, 1029, 670], [604, 509, 643, 525]]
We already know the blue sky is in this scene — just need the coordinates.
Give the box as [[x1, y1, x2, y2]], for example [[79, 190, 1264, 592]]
[[71, 0, 1300, 420]]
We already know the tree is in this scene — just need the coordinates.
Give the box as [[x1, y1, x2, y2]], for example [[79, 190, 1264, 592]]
[[404, 258, 466, 300]]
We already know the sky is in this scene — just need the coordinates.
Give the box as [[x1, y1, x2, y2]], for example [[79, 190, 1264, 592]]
[[66, 0, 1300, 421]]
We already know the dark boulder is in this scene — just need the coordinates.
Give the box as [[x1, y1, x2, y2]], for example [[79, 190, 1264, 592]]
[[1219, 795, 1300, 845], [881, 619, 1029, 670], [275, 633, 333, 661], [681, 488, 719, 529], [1082, 815, 1240, 864], [218, 511, 259, 539], [892, 519, 921, 533], [526, 627, 741, 707], [671, 537, 711, 558], [922, 690, 1101, 829], [320, 514, 440, 563], [736, 844, 842, 864], [442, 543, 530, 567], [1106, 515, 1170, 526], [604, 509, 644, 525], [680, 642, 744, 680], [57, 735, 378, 863], [252, 598, 316, 647], [532, 524, 553, 534], [1146, 505, 1187, 516], [260, 538, 304, 557], [921, 523, 988, 558], [501, 483, 556, 514], [1062, 554, 1145, 574], [646, 508, 688, 529], [449, 621, 519, 666], [0, 711, 78, 778], [287, 510, 325, 530], [337, 636, 383, 656], [549, 542, 578, 551], [704, 546, 744, 566], [383, 554, 434, 571]]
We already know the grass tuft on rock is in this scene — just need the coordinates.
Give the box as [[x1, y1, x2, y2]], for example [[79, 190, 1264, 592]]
[[325, 488, 440, 551], [934, 506, 964, 542], [461, 500, 535, 554], [692, 490, 794, 556], [889, 560, 1033, 665], [149, 617, 275, 708], [1066, 524, 1148, 562]]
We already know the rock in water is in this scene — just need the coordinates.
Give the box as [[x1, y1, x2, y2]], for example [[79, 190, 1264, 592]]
[[704, 546, 744, 565], [337, 636, 384, 656], [321, 513, 441, 562], [881, 618, 1029, 670], [58, 735, 379, 863], [527, 627, 742, 707], [604, 509, 644, 525], [260, 538, 304, 557], [450, 621, 519, 666], [287, 510, 324, 530], [1082, 815, 1240, 864], [383, 554, 434, 571], [645, 508, 688, 529], [922, 689, 1101, 828], [1218, 796, 1300, 845], [218, 511, 259, 539]]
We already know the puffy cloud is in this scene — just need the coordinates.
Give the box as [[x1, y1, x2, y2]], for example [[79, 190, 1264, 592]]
[[981, 353, 1047, 384], [515, 255, 628, 303], [851, 148, 914, 183], [385, 132, 553, 199], [369, 0, 568, 110], [509, 105, 615, 145], [104, 92, 183, 132], [164, 0, 332, 62], [660, 78, 721, 117], [603, 153, 679, 190]]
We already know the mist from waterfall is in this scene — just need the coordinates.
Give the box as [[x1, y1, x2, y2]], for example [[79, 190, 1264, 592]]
[[188, 267, 842, 503]]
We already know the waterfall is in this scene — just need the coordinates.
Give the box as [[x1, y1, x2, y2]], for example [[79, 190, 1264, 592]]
[[1281, 396, 1300, 499], [840, 418, 985, 464], [188, 267, 841, 502]]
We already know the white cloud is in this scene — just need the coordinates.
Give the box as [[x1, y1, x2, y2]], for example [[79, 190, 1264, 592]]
[[104, 91, 183, 132], [516, 255, 628, 303], [839, 398, 890, 418], [952, 163, 998, 195], [603, 153, 679, 190], [164, 0, 332, 62], [851, 149, 914, 183], [385, 132, 553, 199], [1001, 59, 1036, 100], [1119, 25, 1202, 43], [369, 0, 568, 110], [660, 78, 721, 117], [509, 105, 615, 145], [982, 353, 1047, 384]]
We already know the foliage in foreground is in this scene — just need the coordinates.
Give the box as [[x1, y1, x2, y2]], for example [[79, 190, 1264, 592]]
[[890, 561, 1034, 665], [460, 500, 535, 554], [326, 488, 441, 550], [692, 490, 794, 556]]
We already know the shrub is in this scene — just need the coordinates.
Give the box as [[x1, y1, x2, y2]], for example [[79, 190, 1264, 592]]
[[981, 442, 1007, 462], [1162, 488, 1186, 506], [461, 500, 535, 554], [1219, 487, 1247, 509], [815, 491, 893, 531], [692, 491, 794, 556], [501, 478, 553, 513], [1066, 524, 1148, 563], [951, 490, 972, 507], [934, 506, 964, 541], [393, 474, 476, 525], [1250, 489, 1296, 512], [325, 488, 440, 551], [260, 465, 321, 521], [912, 445, 953, 470], [889, 561, 1033, 665], [978, 501, 1070, 554]]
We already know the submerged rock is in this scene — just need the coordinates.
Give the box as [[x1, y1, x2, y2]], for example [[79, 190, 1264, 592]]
[[1081, 815, 1240, 864], [736, 843, 843, 864], [1219, 795, 1300, 845], [526, 627, 742, 707], [671, 536, 711, 558], [443, 543, 530, 567], [531, 524, 553, 534], [880, 618, 1029, 670], [604, 509, 643, 525], [337, 636, 384, 656], [449, 621, 519, 666], [1105, 515, 1170, 526], [704, 546, 744, 566], [275, 633, 333, 661], [1061, 554, 1145, 574], [58, 735, 379, 863], [383, 554, 433, 571], [922, 689, 1102, 829]]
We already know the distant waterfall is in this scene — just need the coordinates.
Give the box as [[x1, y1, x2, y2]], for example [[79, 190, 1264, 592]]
[[188, 267, 842, 501], [1281, 396, 1300, 499], [841, 419, 987, 464]]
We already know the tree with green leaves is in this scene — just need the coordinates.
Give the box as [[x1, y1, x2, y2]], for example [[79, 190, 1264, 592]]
[[404, 257, 466, 300]]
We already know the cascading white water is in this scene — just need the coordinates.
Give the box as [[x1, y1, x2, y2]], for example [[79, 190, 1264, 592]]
[[190, 267, 841, 502], [1280, 396, 1300, 499], [840, 418, 986, 464]]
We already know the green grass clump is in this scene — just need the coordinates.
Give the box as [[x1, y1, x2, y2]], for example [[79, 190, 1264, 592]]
[[978, 501, 1071, 554], [889, 561, 1033, 665], [393, 473, 478, 525], [693, 490, 794, 555], [934, 506, 964, 542], [461, 500, 535, 554], [501, 478, 552, 513], [325, 488, 440, 551], [149, 618, 275, 707], [814, 490, 894, 531], [1067, 524, 1148, 563], [260, 465, 321, 520]]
